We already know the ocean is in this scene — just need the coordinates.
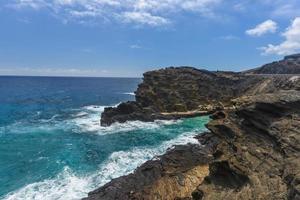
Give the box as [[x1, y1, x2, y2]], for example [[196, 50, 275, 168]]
[[0, 76, 209, 200]]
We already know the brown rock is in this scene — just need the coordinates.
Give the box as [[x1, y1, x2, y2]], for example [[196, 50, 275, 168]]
[[101, 65, 300, 126], [86, 90, 300, 200]]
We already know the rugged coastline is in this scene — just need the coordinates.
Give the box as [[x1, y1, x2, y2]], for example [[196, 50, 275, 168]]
[[86, 55, 300, 199], [101, 64, 299, 127]]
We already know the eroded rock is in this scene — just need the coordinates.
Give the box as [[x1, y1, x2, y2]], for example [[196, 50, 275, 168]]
[[86, 90, 300, 200], [245, 53, 300, 74], [101, 65, 300, 126]]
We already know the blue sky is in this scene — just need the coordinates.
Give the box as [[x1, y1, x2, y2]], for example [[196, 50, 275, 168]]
[[0, 0, 300, 77]]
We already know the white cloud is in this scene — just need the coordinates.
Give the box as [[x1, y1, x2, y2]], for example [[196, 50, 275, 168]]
[[181, 0, 221, 14], [8, 0, 48, 10], [261, 17, 300, 55], [7, 0, 223, 26], [246, 20, 278, 36], [122, 11, 170, 26], [230, 0, 300, 19]]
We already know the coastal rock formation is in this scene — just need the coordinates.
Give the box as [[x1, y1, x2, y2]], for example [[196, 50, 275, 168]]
[[195, 90, 300, 200], [101, 67, 237, 126], [86, 90, 300, 200], [101, 66, 299, 126], [245, 53, 300, 74], [92, 55, 300, 200], [83, 143, 214, 200]]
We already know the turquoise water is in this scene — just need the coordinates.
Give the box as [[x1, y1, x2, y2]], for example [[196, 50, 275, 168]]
[[0, 76, 209, 200]]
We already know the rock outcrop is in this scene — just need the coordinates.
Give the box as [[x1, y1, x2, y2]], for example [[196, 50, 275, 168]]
[[89, 55, 300, 200], [245, 53, 300, 74], [195, 90, 300, 200], [101, 66, 299, 126], [102, 67, 236, 126], [83, 143, 214, 200], [86, 90, 300, 200]]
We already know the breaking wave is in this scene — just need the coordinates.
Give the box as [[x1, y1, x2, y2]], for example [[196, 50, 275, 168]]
[[71, 104, 182, 134], [2, 103, 209, 200], [3, 127, 202, 200], [122, 92, 135, 96]]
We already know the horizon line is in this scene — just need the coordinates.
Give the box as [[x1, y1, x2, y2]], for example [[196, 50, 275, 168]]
[[0, 74, 142, 79]]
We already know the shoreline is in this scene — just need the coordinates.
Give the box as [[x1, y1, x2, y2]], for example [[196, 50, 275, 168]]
[[88, 56, 300, 199], [83, 131, 217, 200], [85, 90, 300, 199]]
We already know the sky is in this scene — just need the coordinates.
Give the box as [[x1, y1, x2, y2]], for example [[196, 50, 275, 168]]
[[0, 0, 300, 77]]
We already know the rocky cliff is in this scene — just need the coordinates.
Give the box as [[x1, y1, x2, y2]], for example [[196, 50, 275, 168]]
[[101, 66, 299, 126], [89, 55, 300, 200], [245, 53, 300, 74], [85, 90, 300, 200], [195, 90, 300, 200]]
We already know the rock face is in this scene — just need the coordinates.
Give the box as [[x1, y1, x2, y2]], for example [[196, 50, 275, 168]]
[[85, 90, 300, 200], [246, 53, 300, 74], [89, 55, 300, 200], [135, 68, 238, 111], [102, 67, 234, 126], [101, 66, 300, 126], [83, 143, 214, 200], [195, 90, 300, 200]]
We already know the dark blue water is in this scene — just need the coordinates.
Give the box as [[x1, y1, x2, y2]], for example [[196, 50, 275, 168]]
[[0, 76, 209, 200]]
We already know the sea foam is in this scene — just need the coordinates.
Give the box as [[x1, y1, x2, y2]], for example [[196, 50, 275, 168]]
[[122, 92, 135, 96], [3, 104, 207, 200], [4, 117, 205, 200], [71, 104, 182, 134]]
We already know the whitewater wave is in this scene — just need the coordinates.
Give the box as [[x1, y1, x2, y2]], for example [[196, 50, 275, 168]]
[[71, 104, 182, 134], [0, 104, 110, 135], [122, 92, 135, 96], [83, 105, 107, 113], [69, 105, 106, 133], [0, 120, 72, 135], [0, 103, 179, 136], [2, 103, 208, 200], [3, 127, 204, 200], [3, 167, 93, 200]]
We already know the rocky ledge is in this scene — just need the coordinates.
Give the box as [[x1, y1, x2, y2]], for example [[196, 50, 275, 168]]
[[245, 53, 300, 74], [101, 66, 299, 126], [86, 90, 300, 200], [90, 56, 300, 200]]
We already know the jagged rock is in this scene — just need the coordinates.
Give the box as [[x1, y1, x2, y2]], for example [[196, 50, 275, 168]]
[[245, 53, 300, 74], [89, 55, 300, 200], [101, 64, 300, 126], [83, 144, 215, 200], [210, 111, 226, 120], [101, 67, 248, 126], [101, 101, 152, 126], [86, 90, 300, 200], [195, 90, 300, 200]]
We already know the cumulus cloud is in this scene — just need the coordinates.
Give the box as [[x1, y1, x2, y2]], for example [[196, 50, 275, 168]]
[[7, 0, 222, 26], [261, 17, 300, 55], [246, 20, 278, 36]]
